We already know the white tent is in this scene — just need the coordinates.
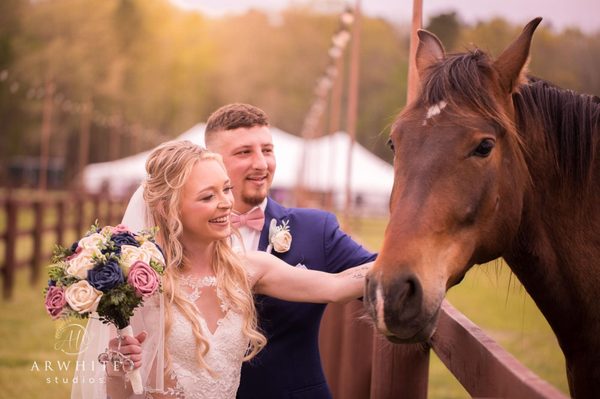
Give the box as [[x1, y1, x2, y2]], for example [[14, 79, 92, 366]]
[[82, 124, 393, 210], [300, 131, 393, 209]]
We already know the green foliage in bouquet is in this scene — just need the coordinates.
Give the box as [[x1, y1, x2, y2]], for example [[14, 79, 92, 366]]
[[96, 284, 143, 329]]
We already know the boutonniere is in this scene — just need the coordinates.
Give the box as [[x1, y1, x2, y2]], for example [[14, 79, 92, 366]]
[[266, 219, 292, 254]]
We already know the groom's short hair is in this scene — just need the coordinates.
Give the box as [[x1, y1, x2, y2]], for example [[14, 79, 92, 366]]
[[205, 103, 269, 146]]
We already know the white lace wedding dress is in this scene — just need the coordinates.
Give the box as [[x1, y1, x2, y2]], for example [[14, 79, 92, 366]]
[[146, 276, 249, 399], [162, 306, 248, 399], [73, 277, 249, 399]]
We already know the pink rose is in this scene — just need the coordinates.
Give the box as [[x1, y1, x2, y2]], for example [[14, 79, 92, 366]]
[[45, 286, 67, 319], [111, 224, 131, 234], [127, 261, 159, 297], [66, 246, 82, 261]]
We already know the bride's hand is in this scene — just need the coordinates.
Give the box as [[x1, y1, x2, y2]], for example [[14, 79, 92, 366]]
[[106, 331, 147, 377]]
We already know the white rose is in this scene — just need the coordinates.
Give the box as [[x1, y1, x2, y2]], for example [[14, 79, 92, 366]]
[[64, 280, 102, 314], [78, 233, 106, 251], [139, 241, 165, 265], [120, 245, 152, 275], [271, 230, 292, 253], [66, 248, 101, 279]]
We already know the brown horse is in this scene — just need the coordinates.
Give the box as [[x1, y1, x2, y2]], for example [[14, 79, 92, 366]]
[[364, 18, 600, 397]]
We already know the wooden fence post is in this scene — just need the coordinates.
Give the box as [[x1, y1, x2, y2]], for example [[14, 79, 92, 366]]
[[56, 198, 66, 246], [32, 200, 44, 284], [76, 193, 86, 236], [92, 194, 101, 225], [320, 304, 345, 396], [107, 198, 116, 226], [3, 197, 17, 299], [370, 335, 430, 398], [336, 301, 373, 399]]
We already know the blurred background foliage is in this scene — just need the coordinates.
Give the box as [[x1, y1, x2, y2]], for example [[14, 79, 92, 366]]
[[1, 0, 599, 184]]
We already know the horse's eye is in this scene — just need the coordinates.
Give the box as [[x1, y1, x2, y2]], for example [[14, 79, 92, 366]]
[[387, 138, 395, 152], [471, 139, 495, 157]]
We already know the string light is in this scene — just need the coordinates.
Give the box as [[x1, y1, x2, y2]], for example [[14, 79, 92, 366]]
[[341, 6, 355, 26], [332, 30, 351, 49], [0, 67, 165, 147], [300, 4, 356, 139], [2, 4, 358, 158], [328, 47, 343, 59]]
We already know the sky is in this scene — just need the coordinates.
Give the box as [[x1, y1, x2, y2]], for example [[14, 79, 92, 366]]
[[169, 0, 600, 33]]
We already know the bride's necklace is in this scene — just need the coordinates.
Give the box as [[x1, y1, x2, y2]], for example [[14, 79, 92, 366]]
[[178, 274, 217, 302]]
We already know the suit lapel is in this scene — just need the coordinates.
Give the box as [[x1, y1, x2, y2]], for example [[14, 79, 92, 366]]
[[258, 197, 287, 252]]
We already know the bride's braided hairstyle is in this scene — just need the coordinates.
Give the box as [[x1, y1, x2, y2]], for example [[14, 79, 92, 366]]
[[143, 140, 266, 372]]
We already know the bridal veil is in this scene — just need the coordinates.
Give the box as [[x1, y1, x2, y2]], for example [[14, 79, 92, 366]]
[[71, 293, 166, 398]]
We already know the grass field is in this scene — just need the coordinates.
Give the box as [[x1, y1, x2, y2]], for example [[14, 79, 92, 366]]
[[0, 213, 569, 398], [0, 271, 76, 399]]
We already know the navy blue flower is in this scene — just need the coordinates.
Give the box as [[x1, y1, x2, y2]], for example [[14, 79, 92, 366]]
[[87, 259, 125, 292], [70, 241, 79, 253], [111, 232, 139, 248], [48, 279, 56, 287]]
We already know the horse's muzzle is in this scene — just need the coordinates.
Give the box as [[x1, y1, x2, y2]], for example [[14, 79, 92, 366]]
[[365, 269, 439, 343]]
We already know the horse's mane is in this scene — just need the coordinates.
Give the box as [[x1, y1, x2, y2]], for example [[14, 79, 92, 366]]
[[419, 49, 509, 133], [418, 48, 600, 189], [514, 79, 600, 188]]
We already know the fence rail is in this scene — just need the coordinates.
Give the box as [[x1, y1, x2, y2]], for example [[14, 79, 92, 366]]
[[0, 190, 129, 299], [319, 300, 569, 398], [431, 301, 567, 398]]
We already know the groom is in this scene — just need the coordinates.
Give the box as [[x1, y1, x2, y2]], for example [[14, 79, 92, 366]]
[[122, 103, 376, 398], [203, 103, 375, 399]]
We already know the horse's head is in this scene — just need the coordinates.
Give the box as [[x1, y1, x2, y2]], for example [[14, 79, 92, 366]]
[[365, 18, 542, 343]]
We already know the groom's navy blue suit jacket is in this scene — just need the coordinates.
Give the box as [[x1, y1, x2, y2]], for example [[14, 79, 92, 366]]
[[237, 198, 376, 399]]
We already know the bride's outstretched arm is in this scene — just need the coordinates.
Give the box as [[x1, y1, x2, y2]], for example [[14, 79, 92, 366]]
[[246, 251, 372, 303]]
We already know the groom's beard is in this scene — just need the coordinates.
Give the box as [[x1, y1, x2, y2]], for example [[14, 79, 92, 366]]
[[240, 177, 270, 207], [242, 193, 266, 208]]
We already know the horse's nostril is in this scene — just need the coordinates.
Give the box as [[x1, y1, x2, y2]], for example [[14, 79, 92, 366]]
[[405, 275, 417, 298], [384, 272, 424, 327]]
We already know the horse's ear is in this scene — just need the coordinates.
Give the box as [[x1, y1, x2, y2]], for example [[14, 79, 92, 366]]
[[416, 30, 446, 77], [493, 17, 542, 93]]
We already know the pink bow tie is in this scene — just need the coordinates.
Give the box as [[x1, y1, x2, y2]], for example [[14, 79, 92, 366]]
[[230, 208, 265, 231]]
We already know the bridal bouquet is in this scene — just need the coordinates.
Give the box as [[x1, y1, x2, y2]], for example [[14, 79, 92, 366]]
[[44, 223, 165, 394]]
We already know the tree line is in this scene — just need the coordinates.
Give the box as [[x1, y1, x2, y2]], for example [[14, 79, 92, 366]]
[[0, 0, 598, 186]]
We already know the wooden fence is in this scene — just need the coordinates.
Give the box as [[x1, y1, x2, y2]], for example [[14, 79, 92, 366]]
[[320, 300, 569, 398], [0, 190, 129, 299], [0, 190, 569, 397]]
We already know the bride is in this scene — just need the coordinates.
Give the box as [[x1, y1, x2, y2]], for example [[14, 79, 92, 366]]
[[72, 140, 371, 399]]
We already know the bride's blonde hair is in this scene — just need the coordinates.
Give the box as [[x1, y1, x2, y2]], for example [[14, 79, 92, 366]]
[[143, 140, 266, 371]]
